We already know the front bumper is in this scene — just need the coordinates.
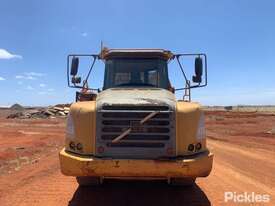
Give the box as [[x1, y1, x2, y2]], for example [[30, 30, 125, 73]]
[[59, 148, 213, 178]]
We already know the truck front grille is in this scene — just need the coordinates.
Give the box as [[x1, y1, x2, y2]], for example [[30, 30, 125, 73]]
[[96, 106, 175, 158], [106, 142, 165, 148]]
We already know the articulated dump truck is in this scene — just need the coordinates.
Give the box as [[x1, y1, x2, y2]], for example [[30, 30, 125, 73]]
[[59, 48, 213, 186]]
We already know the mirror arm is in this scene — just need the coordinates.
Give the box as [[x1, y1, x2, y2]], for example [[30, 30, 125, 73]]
[[175, 55, 189, 84], [204, 54, 208, 87], [84, 55, 97, 85]]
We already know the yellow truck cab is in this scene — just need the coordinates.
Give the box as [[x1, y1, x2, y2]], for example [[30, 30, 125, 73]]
[[59, 48, 213, 186]]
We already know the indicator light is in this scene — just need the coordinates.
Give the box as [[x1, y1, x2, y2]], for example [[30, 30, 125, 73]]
[[188, 144, 195, 152]]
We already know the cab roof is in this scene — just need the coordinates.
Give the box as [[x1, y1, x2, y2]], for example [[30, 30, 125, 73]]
[[100, 48, 174, 61]]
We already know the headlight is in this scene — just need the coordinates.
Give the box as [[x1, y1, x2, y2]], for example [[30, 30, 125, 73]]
[[196, 113, 205, 140], [66, 113, 75, 139]]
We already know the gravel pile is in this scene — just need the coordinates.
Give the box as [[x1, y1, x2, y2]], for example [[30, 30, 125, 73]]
[[7, 106, 70, 119]]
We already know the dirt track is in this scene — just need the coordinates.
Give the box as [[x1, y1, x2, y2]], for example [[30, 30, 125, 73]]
[[0, 111, 275, 205]]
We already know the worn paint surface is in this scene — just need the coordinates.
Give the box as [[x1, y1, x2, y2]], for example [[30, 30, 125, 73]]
[[65, 101, 96, 154], [96, 88, 176, 109], [176, 101, 207, 155], [59, 148, 213, 178], [100, 48, 174, 60]]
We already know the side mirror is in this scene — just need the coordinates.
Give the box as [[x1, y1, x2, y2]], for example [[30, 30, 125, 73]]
[[192, 57, 203, 83], [70, 57, 79, 76], [71, 76, 81, 84]]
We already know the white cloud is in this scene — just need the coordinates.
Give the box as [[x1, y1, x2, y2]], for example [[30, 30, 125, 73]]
[[0, 77, 5, 80], [0, 49, 22, 60], [26, 76, 36, 80], [47, 88, 54, 92], [39, 83, 46, 87], [81, 32, 88, 37], [38, 91, 47, 95], [15, 72, 45, 80], [26, 85, 34, 90], [24, 72, 45, 77], [15, 75, 37, 80], [15, 75, 24, 79]]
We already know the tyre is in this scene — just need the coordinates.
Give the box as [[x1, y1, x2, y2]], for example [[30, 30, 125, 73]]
[[169, 177, 196, 186], [76, 176, 102, 186]]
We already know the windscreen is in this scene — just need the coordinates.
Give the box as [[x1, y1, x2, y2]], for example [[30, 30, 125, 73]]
[[103, 58, 169, 89]]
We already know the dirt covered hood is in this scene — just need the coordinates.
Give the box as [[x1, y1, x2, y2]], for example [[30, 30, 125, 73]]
[[96, 88, 176, 110]]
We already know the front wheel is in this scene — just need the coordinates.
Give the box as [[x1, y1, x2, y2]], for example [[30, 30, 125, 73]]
[[76, 176, 102, 186], [169, 177, 196, 186]]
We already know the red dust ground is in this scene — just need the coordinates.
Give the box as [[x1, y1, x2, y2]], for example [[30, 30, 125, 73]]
[[0, 111, 274, 206]]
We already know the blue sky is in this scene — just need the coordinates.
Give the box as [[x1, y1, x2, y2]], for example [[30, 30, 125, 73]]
[[0, 0, 274, 106]]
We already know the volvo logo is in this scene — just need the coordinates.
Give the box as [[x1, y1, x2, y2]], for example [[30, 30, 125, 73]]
[[130, 121, 146, 133]]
